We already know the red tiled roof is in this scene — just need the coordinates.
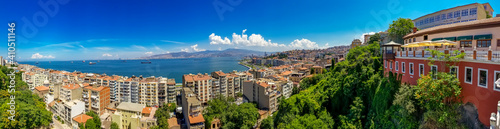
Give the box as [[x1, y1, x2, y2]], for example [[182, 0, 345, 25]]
[[73, 114, 93, 124], [35, 86, 50, 91], [188, 115, 205, 124], [142, 107, 152, 114]]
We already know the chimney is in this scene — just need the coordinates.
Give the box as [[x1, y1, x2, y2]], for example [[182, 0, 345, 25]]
[[412, 27, 418, 33]]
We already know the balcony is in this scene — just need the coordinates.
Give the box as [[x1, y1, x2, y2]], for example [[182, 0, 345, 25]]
[[395, 48, 500, 62]]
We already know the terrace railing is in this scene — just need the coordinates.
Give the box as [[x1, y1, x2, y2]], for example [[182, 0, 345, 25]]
[[395, 46, 500, 62]]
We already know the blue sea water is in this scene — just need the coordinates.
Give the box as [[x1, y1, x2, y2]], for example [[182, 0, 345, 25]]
[[19, 57, 249, 83]]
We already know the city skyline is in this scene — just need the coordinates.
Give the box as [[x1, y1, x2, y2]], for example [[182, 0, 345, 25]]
[[1, 0, 498, 61]]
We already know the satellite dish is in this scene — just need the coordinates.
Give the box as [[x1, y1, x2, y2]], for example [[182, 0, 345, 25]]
[[496, 78, 500, 88]]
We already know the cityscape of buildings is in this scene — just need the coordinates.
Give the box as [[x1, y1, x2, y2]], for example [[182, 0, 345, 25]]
[[2, 1, 500, 129]]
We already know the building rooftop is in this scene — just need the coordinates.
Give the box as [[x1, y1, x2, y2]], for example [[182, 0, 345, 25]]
[[116, 102, 145, 112], [142, 107, 153, 114], [84, 85, 108, 91], [35, 86, 50, 91], [188, 115, 205, 124], [168, 117, 180, 129], [63, 84, 80, 90], [413, 3, 491, 20], [73, 114, 93, 124]]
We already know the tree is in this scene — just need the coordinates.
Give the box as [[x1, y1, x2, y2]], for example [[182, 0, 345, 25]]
[[84, 111, 101, 129], [110, 122, 119, 129], [388, 18, 414, 44], [368, 33, 381, 44], [261, 116, 274, 129]]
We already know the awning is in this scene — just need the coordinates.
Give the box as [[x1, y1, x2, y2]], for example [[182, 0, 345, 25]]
[[474, 34, 492, 40], [442, 37, 456, 41], [457, 35, 473, 41], [431, 38, 443, 41]]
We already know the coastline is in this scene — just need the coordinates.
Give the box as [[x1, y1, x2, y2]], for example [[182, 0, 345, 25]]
[[238, 61, 252, 71]]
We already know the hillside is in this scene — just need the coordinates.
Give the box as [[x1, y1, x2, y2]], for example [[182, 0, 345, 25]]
[[142, 49, 266, 59]]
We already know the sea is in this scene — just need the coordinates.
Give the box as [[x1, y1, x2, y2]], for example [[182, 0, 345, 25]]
[[19, 57, 249, 83]]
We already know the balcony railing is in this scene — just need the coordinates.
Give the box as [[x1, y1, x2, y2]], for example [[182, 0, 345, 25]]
[[394, 48, 500, 62]]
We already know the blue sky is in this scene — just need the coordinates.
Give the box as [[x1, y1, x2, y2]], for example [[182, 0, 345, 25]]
[[1, 0, 498, 61]]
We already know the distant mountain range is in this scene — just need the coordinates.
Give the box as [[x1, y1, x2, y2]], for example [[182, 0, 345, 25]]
[[142, 49, 266, 59]]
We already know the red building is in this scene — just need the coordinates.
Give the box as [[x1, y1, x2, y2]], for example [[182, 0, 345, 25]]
[[383, 17, 500, 126]]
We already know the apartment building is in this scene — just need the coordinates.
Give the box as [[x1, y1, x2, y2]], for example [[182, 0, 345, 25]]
[[166, 78, 177, 104], [111, 102, 146, 129], [385, 17, 500, 126], [183, 74, 212, 104], [60, 84, 82, 102], [414, 3, 494, 30], [34, 85, 50, 98], [51, 99, 85, 127], [139, 76, 160, 106], [117, 76, 140, 103], [83, 83, 111, 115], [211, 71, 227, 98], [242, 79, 280, 113], [182, 87, 205, 129]]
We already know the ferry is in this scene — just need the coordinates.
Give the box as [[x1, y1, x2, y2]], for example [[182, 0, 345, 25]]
[[141, 59, 152, 64], [89, 62, 96, 65]]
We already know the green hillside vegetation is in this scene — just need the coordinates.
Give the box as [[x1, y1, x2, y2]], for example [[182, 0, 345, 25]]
[[0, 66, 53, 129]]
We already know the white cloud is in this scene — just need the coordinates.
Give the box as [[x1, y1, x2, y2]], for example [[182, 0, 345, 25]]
[[102, 53, 112, 57], [181, 48, 189, 52], [165, 51, 170, 54], [145, 51, 153, 55], [209, 33, 231, 45], [95, 47, 112, 50], [209, 29, 286, 47], [154, 46, 162, 51], [31, 53, 55, 59], [191, 44, 206, 52], [289, 39, 320, 49], [218, 47, 222, 51], [132, 45, 147, 50], [161, 40, 185, 44]]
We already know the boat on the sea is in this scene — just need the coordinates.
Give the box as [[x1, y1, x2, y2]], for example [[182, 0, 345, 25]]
[[89, 62, 96, 65], [141, 59, 152, 64], [35, 61, 39, 64], [83, 60, 85, 63]]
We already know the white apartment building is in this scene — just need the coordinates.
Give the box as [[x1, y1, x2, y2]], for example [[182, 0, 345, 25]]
[[183, 73, 212, 104], [414, 3, 494, 30], [51, 99, 85, 127]]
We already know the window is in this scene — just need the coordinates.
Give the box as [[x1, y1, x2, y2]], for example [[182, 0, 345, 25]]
[[478, 69, 488, 88], [395, 61, 399, 71], [419, 20, 424, 25], [413, 38, 416, 42], [460, 41, 472, 47], [425, 18, 429, 24], [494, 71, 500, 91], [447, 12, 453, 19], [402, 62, 406, 73], [441, 14, 446, 20], [450, 66, 459, 78], [385, 60, 387, 68], [430, 17, 434, 23], [462, 9, 469, 16], [469, 19, 476, 21], [477, 40, 491, 47], [431, 65, 438, 79], [465, 67, 473, 84], [419, 64, 425, 77], [390, 61, 393, 70], [436, 15, 440, 21], [409, 63, 414, 75], [454, 11, 460, 18], [470, 8, 477, 15], [424, 35, 428, 40], [498, 39, 500, 47]]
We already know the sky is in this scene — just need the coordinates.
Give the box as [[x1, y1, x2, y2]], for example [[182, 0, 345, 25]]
[[0, 0, 498, 61]]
